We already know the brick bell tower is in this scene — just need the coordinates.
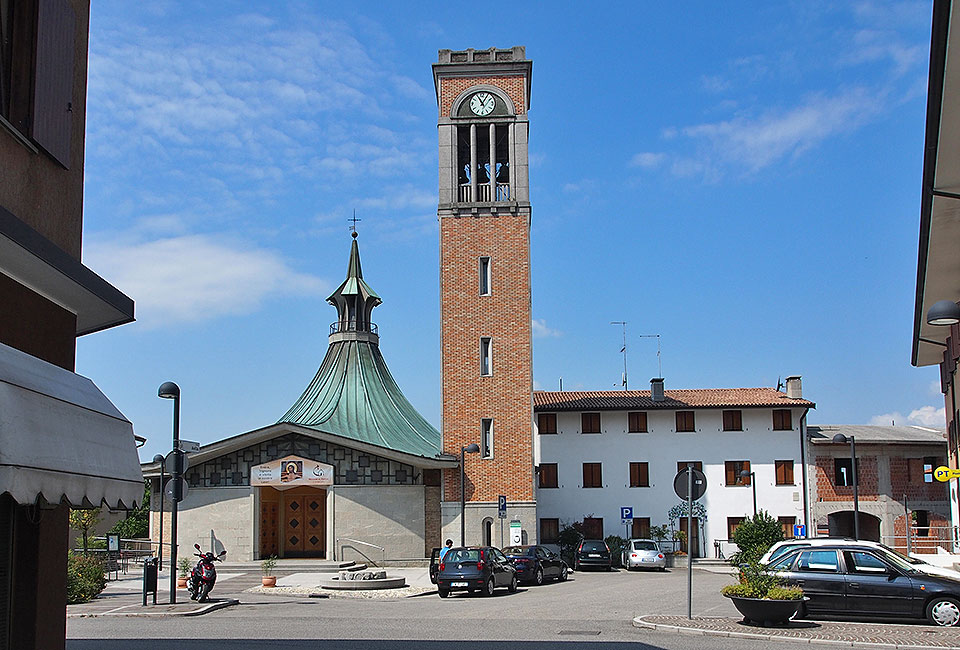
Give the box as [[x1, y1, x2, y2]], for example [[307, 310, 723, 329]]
[[433, 47, 535, 546]]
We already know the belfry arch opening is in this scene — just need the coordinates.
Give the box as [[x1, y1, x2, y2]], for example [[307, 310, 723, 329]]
[[456, 122, 511, 202]]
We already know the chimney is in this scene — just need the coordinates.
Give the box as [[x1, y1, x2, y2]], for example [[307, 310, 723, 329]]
[[651, 378, 664, 402], [785, 376, 802, 399]]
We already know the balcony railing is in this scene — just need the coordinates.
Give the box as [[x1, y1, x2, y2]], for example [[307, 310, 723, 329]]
[[330, 321, 378, 336], [457, 183, 512, 203]]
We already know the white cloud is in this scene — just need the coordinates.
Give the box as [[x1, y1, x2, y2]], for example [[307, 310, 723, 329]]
[[678, 88, 880, 173], [532, 319, 561, 338], [869, 405, 945, 428], [629, 152, 666, 169], [85, 233, 327, 329]]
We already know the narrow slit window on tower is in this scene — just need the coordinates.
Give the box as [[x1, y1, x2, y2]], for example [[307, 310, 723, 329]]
[[480, 337, 492, 376], [481, 418, 493, 459], [479, 256, 491, 295]]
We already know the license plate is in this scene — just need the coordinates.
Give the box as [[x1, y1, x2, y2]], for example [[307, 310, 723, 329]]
[[589, 554, 601, 557], [451, 581, 468, 587], [642, 558, 653, 562]]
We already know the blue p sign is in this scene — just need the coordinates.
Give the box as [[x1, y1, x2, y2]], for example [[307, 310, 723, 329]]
[[621, 506, 633, 520], [498, 495, 507, 513]]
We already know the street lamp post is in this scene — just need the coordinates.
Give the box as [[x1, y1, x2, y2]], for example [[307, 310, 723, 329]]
[[739, 469, 757, 517], [152, 453, 165, 572], [833, 433, 859, 540], [158, 381, 181, 603], [460, 443, 480, 546]]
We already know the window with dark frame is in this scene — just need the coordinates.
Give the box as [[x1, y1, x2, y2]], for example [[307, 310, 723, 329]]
[[480, 337, 492, 376], [540, 518, 560, 544], [632, 517, 650, 539], [772, 409, 792, 430], [779, 516, 796, 539], [676, 461, 703, 473], [834, 458, 855, 486], [581, 412, 601, 434], [538, 463, 558, 488], [629, 461, 649, 488], [481, 418, 493, 459], [479, 256, 491, 295], [923, 456, 939, 483], [725, 460, 750, 486], [722, 410, 742, 431], [583, 517, 603, 539], [582, 462, 602, 488], [628, 411, 647, 433], [775, 460, 794, 485], [676, 411, 695, 432], [727, 516, 745, 540], [537, 413, 557, 434]]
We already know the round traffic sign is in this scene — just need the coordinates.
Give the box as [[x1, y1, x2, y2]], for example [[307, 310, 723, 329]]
[[673, 467, 707, 500], [164, 476, 188, 504], [164, 450, 189, 475]]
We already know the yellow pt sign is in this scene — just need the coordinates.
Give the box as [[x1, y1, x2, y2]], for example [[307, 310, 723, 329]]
[[934, 466, 960, 482]]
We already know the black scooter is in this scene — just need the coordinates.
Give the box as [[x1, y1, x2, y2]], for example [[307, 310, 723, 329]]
[[187, 543, 226, 602]]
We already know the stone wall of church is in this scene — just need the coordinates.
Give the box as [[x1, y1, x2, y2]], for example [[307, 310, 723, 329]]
[[332, 485, 427, 561], [183, 433, 419, 488]]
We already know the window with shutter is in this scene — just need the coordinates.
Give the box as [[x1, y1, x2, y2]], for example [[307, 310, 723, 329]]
[[537, 413, 557, 434], [775, 460, 794, 485], [540, 518, 559, 544], [629, 461, 649, 487], [582, 462, 602, 488], [32, 0, 76, 168], [628, 411, 647, 433], [581, 412, 601, 434], [631, 517, 650, 539], [773, 409, 792, 430], [722, 410, 742, 431], [676, 411, 695, 432], [538, 463, 558, 488], [725, 460, 750, 486]]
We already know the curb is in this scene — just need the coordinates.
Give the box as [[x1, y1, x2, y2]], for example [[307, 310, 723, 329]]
[[632, 616, 952, 650], [68, 598, 239, 618]]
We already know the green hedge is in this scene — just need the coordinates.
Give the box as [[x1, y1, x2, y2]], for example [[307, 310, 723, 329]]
[[67, 552, 106, 604]]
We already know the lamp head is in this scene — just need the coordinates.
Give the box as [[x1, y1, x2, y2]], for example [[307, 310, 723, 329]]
[[739, 469, 751, 479], [927, 300, 960, 326], [463, 443, 480, 454], [832, 433, 849, 444], [152, 454, 164, 464], [158, 381, 180, 400]]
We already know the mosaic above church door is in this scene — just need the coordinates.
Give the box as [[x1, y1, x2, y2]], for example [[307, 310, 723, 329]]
[[282, 487, 326, 558]]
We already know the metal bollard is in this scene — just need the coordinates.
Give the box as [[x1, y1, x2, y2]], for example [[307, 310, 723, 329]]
[[142, 557, 158, 606]]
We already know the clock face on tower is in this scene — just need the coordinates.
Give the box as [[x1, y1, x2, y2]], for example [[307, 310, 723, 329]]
[[469, 92, 496, 116]]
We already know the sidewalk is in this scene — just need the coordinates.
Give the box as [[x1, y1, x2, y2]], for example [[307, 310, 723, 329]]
[[67, 561, 435, 617], [634, 614, 960, 649]]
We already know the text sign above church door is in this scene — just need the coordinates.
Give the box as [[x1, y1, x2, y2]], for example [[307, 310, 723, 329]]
[[251, 455, 333, 488]]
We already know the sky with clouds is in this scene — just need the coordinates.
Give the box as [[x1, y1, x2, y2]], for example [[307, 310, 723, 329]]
[[75, 1, 944, 461]]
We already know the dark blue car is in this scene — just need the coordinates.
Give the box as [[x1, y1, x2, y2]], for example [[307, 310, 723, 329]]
[[503, 544, 569, 585]]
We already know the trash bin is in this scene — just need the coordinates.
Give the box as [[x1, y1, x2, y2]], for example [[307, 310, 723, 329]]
[[142, 556, 158, 605]]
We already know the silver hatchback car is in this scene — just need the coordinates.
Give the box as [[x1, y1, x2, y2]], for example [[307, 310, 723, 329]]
[[622, 539, 666, 571]]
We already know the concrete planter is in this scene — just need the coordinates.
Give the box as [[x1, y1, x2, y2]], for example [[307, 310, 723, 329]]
[[664, 554, 688, 568]]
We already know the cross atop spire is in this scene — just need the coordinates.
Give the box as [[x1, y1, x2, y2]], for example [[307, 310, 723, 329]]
[[349, 210, 361, 234]]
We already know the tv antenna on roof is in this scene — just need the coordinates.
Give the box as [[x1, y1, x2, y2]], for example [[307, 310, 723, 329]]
[[611, 321, 628, 390], [638, 333, 662, 379]]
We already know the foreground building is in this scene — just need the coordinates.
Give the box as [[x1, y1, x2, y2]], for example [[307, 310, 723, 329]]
[[534, 378, 814, 558], [808, 425, 950, 552], [144, 235, 457, 561], [0, 1, 141, 648], [912, 0, 960, 546]]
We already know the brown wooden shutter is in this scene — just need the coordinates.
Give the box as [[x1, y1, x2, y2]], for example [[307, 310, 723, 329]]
[[639, 462, 648, 487], [32, 0, 75, 168]]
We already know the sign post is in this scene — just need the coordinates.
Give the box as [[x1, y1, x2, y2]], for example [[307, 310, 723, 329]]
[[621, 506, 633, 539], [498, 495, 507, 547], [673, 465, 707, 621]]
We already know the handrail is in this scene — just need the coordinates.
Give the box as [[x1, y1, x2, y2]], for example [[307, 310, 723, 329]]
[[337, 537, 385, 567]]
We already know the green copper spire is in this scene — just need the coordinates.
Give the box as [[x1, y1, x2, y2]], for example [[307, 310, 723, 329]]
[[277, 233, 442, 458]]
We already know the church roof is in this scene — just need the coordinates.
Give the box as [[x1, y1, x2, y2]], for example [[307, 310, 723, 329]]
[[277, 234, 442, 459]]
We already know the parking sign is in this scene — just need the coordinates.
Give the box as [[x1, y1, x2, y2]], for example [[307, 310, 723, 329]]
[[620, 506, 633, 524], [498, 495, 507, 519]]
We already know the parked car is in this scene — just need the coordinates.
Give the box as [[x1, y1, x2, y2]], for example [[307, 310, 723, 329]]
[[761, 538, 960, 580], [435, 546, 518, 598], [502, 545, 569, 584], [575, 539, 612, 571], [767, 543, 960, 626], [622, 538, 666, 571]]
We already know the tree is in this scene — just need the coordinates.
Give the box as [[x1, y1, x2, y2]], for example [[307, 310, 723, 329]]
[[69, 508, 102, 554], [731, 510, 784, 565], [109, 480, 151, 539]]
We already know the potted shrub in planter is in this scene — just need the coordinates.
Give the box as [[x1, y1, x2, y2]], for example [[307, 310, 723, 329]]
[[721, 561, 804, 626], [177, 557, 191, 589], [260, 555, 278, 587]]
